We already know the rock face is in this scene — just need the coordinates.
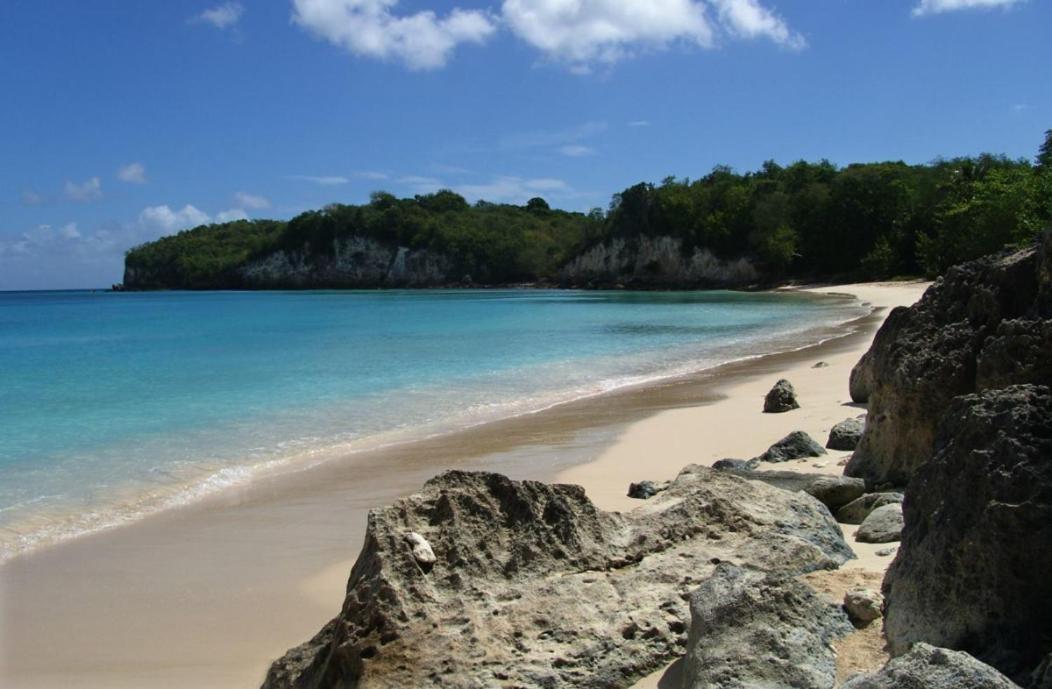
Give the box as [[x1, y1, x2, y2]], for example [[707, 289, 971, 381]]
[[846, 238, 1052, 486], [827, 416, 866, 451], [841, 643, 1023, 689], [626, 480, 669, 500], [558, 236, 759, 289], [755, 430, 826, 462], [883, 385, 1052, 685], [262, 467, 853, 689], [849, 350, 875, 404], [855, 503, 904, 544], [682, 563, 852, 689], [763, 379, 800, 413], [836, 492, 904, 525]]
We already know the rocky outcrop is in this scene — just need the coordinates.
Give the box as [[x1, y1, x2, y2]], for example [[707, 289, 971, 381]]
[[755, 430, 826, 462], [626, 480, 669, 500], [262, 466, 853, 689], [558, 236, 759, 288], [238, 236, 454, 288], [855, 503, 903, 544], [710, 467, 864, 514], [846, 237, 1052, 486], [828, 416, 866, 451], [883, 385, 1052, 685], [764, 379, 800, 413], [841, 643, 1022, 689], [836, 492, 903, 525], [682, 563, 852, 689]]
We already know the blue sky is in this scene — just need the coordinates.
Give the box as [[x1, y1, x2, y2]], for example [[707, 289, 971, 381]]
[[1, 0, 1049, 290]]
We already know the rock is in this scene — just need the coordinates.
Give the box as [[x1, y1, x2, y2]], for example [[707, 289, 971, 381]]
[[755, 430, 826, 463], [827, 415, 866, 451], [711, 458, 759, 472], [846, 236, 1052, 486], [856, 503, 904, 543], [627, 480, 669, 499], [849, 349, 875, 403], [841, 643, 1023, 689], [682, 563, 852, 689], [836, 492, 904, 525], [403, 532, 436, 570], [262, 466, 854, 689], [803, 475, 867, 512], [883, 385, 1052, 684], [844, 588, 884, 625], [764, 378, 800, 413], [813, 361, 830, 368], [876, 547, 897, 557]]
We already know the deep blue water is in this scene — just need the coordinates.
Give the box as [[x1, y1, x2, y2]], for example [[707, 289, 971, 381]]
[[0, 289, 864, 559]]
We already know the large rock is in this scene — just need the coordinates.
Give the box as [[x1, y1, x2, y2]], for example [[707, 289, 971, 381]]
[[836, 492, 904, 525], [846, 237, 1052, 486], [262, 466, 853, 689], [627, 480, 669, 500], [682, 563, 852, 689], [827, 416, 866, 451], [755, 430, 826, 462], [849, 350, 875, 404], [841, 643, 1022, 689], [764, 379, 800, 413], [844, 588, 883, 625], [856, 503, 904, 544], [803, 475, 866, 512], [883, 385, 1052, 685]]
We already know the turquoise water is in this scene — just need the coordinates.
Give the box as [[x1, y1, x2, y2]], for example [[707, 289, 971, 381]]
[[0, 289, 865, 559]]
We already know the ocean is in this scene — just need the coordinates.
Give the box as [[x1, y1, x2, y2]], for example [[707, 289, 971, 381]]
[[0, 288, 866, 560]]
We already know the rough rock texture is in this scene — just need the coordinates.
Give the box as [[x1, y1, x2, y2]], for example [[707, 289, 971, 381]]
[[849, 350, 876, 404], [755, 430, 826, 462], [844, 589, 884, 625], [262, 466, 853, 689], [855, 503, 903, 544], [828, 416, 866, 451], [846, 237, 1052, 486], [682, 563, 853, 689], [711, 458, 759, 472], [626, 480, 669, 500], [841, 643, 1023, 689], [836, 492, 904, 525], [763, 379, 800, 413], [883, 385, 1052, 685], [558, 236, 759, 289], [804, 475, 867, 512]]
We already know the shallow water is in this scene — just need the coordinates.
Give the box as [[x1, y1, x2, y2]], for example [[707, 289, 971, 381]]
[[0, 288, 865, 559]]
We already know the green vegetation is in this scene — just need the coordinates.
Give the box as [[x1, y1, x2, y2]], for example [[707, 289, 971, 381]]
[[124, 130, 1052, 289]]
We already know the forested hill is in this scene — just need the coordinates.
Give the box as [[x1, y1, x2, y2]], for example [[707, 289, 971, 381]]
[[122, 131, 1052, 290]]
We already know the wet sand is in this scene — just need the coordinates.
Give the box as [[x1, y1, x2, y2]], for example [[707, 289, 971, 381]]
[[0, 282, 927, 689]]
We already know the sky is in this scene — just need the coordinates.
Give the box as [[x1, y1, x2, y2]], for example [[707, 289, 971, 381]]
[[1, 0, 1049, 290]]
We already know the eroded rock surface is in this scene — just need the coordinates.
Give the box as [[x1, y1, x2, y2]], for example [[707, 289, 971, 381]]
[[262, 466, 853, 689], [842, 643, 1022, 689], [755, 430, 826, 463], [828, 416, 866, 451], [763, 379, 800, 413], [836, 492, 903, 525], [682, 563, 852, 689], [883, 385, 1052, 685], [856, 503, 903, 544]]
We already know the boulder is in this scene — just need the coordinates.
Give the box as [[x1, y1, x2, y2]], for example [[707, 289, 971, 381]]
[[813, 361, 830, 368], [755, 430, 827, 463], [846, 237, 1052, 487], [836, 492, 904, 525], [856, 503, 904, 543], [883, 385, 1052, 685], [262, 466, 854, 689], [682, 563, 852, 689], [802, 475, 866, 512], [849, 350, 875, 404], [627, 480, 669, 499], [841, 643, 1022, 689], [711, 458, 759, 472], [763, 378, 800, 413], [827, 415, 866, 451], [844, 588, 884, 625]]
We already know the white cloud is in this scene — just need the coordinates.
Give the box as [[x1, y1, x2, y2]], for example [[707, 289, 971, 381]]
[[559, 144, 595, 157], [194, 2, 245, 29], [291, 0, 497, 70], [456, 176, 573, 204], [398, 175, 444, 194], [287, 174, 351, 185], [233, 191, 270, 209], [709, 0, 804, 49], [913, 0, 1024, 15], [138, 204, 211, 233], [58, 222, 81, 239], [355, 170, 390, 180], [117, 162, 147, 184], [502, 121, 608, 150], [216, 208, 250, 223], [64, 177, 103, 202]]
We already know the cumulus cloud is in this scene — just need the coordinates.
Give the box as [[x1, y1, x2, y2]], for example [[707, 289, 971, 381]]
[[64, 177, 103, 202], [117, 162, 147, 184], [216, 208, 250, 223], [291, 0, 497, 70], [287, 174, 351, 185], [913, 0, 1024, 15], [559, 144, 595, 157], [709, 0, 804, 48], [233, 191, 270, 209], [138, 204, 211, 233], [194, 2, 245, 29]]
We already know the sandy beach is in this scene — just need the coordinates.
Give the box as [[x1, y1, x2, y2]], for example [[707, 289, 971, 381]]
[[0, 281, 928, 689]]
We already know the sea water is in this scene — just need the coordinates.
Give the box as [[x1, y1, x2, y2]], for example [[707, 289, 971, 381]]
[[0, 289, 866, 560]]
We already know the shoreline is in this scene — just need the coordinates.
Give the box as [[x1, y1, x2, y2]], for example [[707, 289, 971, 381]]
[[0, 281, 928, 689]]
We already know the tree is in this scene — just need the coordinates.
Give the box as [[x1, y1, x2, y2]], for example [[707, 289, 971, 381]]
[[526, 197, 550, 213], [1038, 129, 1052, 171]]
